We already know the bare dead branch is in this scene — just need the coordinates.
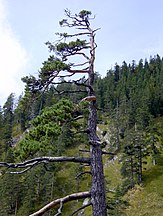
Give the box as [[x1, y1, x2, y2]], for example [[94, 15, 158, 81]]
[[51, 89, 87, 97], [72, 61, 89, 67], [0, 156, 91, 170], [70, 202, 92, 216], [51, 79, 91, 91], [93, 27, 101, 33], [61, 51, 90, 60], [55, 72, 75, 78], [76, 27, 88, 30], [63, 32, 91, 38], [59, 90, 87, 95], [73, 115, 84, 121], [6, 167, 32, 174], [52, 69, 88, 76], [29, 191, 91, 216], [55, 200, 63, 216], [68, 69, 89, 73], [75, 52, 90, 60], [73, 80, 93, 91], [75, 171, 91, 179], [52, 80, 88, 89]]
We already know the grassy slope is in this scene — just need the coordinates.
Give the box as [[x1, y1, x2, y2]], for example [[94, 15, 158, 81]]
[[124, 117, 163, 216], [97, 117, 163, 216], [124, 154, 163, 216], [68, 117, 163, 216], [10, 117, 163, 215]]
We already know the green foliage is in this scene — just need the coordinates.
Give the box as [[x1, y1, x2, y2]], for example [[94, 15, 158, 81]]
[[40, 56, 70, 81], [0, 97, 89, 215], [21, 55, 70, 93], [93, 55, 163, 195], [3, 93, 14, 140], [56, 39, 87, 54], [95, 55, 163, 120], [0, 173, 22, 215], [21, 75, 39, 91], [0, 27, 163, 214], [59, 9, 92, 27], [79, 10, 92, 19], [59, 18, 67, 26], [15, 99, 80, 160]]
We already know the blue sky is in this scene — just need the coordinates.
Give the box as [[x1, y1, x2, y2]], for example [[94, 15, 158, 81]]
[[1, 0, 163, 105]]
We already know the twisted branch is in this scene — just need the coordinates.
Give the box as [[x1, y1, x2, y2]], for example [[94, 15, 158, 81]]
[[29, 191, 91, 216], [0, 156, 91, 174]]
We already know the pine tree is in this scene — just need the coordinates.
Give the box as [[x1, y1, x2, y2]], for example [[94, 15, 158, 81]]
[[0, 10, 107, 215]]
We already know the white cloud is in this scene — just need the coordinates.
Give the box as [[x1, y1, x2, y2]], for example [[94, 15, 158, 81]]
[[0, 0, 29, 106]]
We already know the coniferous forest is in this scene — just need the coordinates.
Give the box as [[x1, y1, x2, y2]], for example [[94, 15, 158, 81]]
[[0, 10, 163, 216]]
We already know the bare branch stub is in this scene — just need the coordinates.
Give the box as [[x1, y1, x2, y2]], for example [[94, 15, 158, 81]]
[[70, 202, 92, 216], [75, 171, 92, 179], [55, 200, 63, 216]]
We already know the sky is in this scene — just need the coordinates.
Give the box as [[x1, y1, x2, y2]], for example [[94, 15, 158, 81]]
[[0, 0, 163, 106]]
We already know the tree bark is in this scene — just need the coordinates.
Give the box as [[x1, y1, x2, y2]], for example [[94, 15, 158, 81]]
[[88, 101, 107, 216], [87, 25, 107, 215], [90, 144, 107, 215]]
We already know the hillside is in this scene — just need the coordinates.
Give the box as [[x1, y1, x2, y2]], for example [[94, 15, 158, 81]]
[[124, 117, 163, 216], [0, 54, 163, 215]]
